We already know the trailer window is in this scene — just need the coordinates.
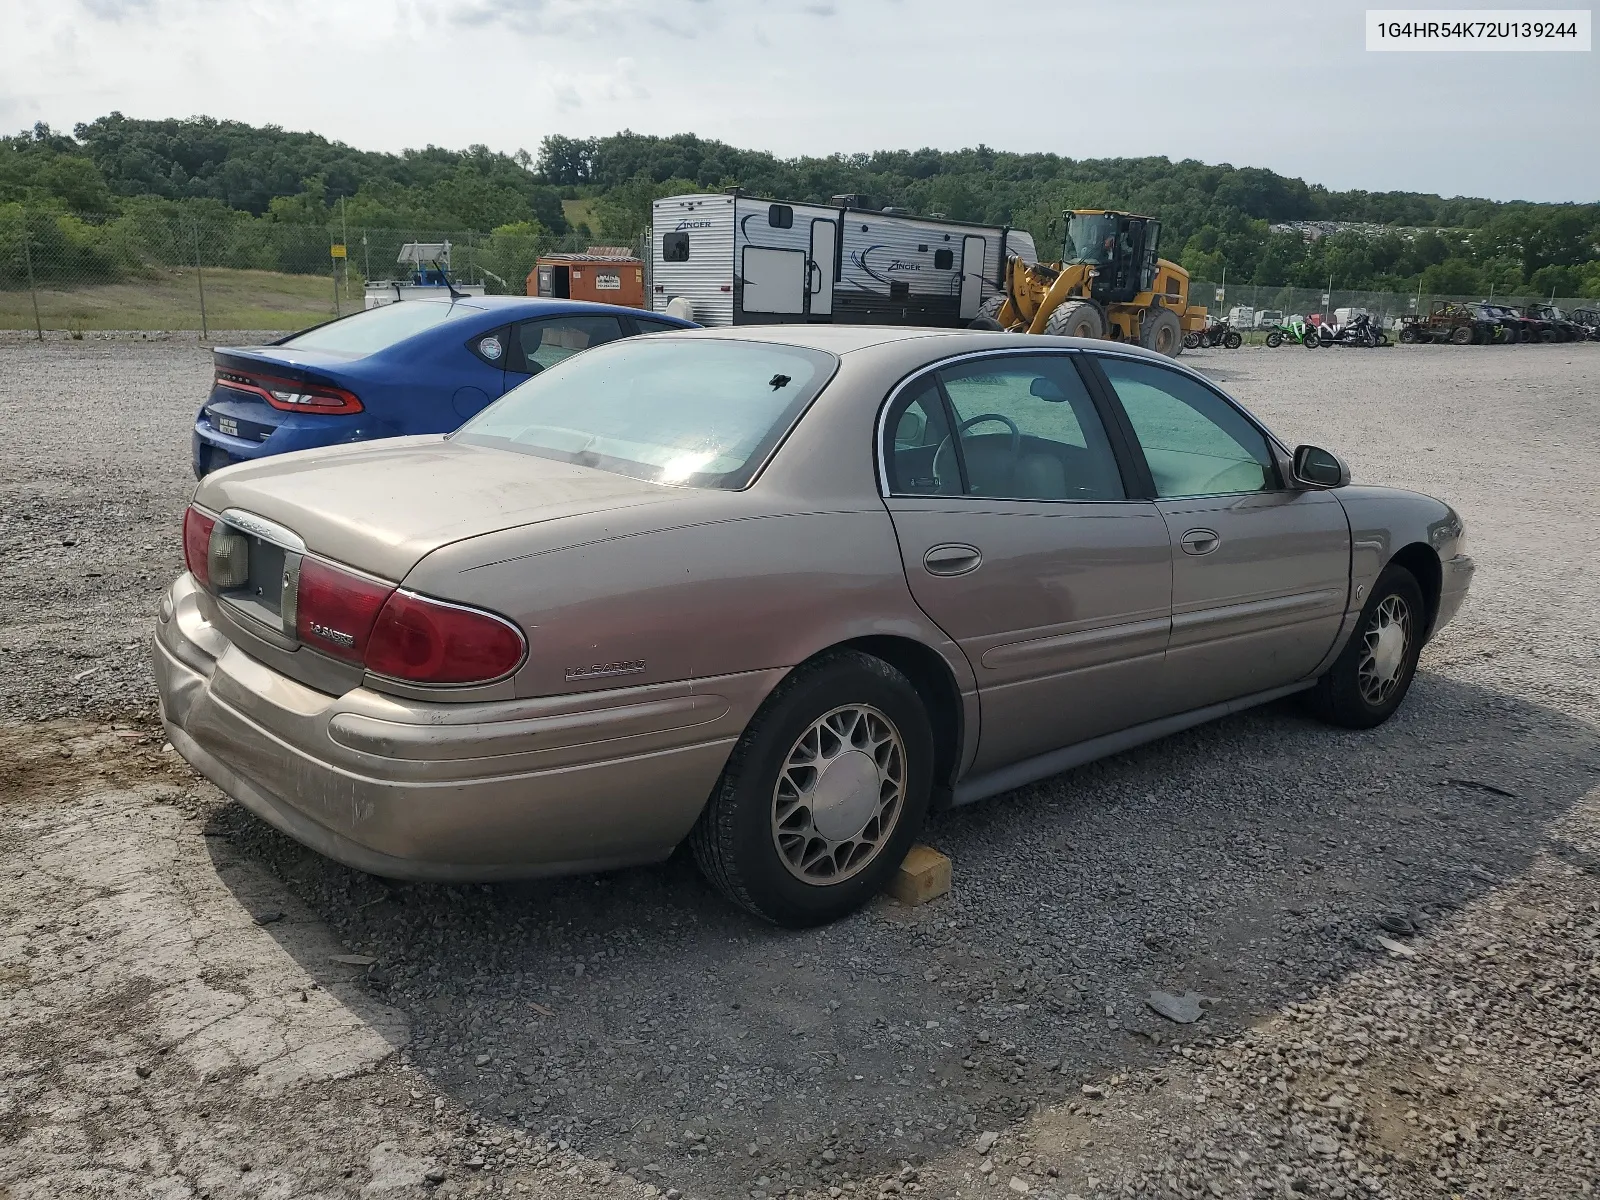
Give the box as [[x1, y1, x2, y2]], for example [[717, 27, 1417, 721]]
[[768, 204, 794, 229], [933, 249, 953, 270], [663, 232, 690, 262]]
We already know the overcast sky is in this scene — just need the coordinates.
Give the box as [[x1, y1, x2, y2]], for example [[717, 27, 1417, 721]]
[[5, 0, 1597, 202]]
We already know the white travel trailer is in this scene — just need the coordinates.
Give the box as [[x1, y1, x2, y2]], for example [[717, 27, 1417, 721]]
[[650, 192, 1037, 328]]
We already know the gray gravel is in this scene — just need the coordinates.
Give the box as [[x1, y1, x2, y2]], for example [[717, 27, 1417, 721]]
[[2, 338, 1598, 1199]]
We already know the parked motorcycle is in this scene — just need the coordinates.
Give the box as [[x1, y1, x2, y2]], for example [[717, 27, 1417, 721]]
[[1183, 319, 1243, 350], [1311, 313, 1388, 348], [1265, 319, 1315, 348]]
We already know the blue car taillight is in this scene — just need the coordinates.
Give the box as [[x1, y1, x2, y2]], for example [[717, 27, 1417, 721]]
[[215, 369, 363, 415]]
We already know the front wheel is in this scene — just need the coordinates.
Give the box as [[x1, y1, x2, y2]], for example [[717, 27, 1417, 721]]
[[1182, 331, 1202, 349], [690, 651, 934, 926], [1303, 331, 1320, 348], [1223, 331, 1242, 349], [1265, 331, 1283, 348], [1306, 565, 1426, 729], [969, 294, 1008, 330]]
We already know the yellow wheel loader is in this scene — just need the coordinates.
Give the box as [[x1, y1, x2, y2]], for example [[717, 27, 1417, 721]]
[[973, 210, 1207, 357]]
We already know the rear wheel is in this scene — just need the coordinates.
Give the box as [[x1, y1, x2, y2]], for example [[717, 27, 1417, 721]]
[[1538, 329, 1557, 343], [1223, 330, 1242, 349], [1043, 299, 1105, 340], [1306, 565, 1425, 729], [690, 651, 934, 926], [1182, 331, 1202, 349], [1139, 307, 1182, 357], [1450, 325, 1473, 345], [969, 294, 1008, 331]]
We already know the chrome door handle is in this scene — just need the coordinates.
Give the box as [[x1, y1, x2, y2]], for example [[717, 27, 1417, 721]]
[[923, 543, 982, 576], [1179, 528, 1221, 555]]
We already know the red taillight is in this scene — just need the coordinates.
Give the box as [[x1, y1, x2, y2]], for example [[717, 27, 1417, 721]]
[[294, 557, 393, 663], [183, 506, 216, 586], [215, 369, 363, 415], [365, 591, 527, 685]]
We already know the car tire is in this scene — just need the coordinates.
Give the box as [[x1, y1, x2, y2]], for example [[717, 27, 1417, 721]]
[[689, 650, 934, 926], [1306, 565, 1426, 730]]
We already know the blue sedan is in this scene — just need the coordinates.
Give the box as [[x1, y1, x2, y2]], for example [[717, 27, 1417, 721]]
[[194, 296, 696, 476]]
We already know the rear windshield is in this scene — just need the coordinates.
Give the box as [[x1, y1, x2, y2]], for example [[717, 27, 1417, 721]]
[[279, 301, 472, 356], [455, 338, 837, 490]]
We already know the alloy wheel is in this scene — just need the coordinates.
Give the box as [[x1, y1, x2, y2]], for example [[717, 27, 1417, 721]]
[[771, 704, 905, 885]]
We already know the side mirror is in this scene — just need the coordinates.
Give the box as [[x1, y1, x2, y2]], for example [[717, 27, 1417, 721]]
[[1292, 445, 1350, 489]]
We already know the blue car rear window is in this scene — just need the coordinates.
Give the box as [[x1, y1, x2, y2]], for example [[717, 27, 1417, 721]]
[[280, 301, 471, 356]]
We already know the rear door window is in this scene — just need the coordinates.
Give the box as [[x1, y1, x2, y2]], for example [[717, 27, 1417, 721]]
[[508, 315, 626, 374], [663, 232, 690, 262]]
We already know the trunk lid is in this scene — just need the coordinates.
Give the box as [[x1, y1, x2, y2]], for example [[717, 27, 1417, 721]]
[[193, 436, 678, 581]]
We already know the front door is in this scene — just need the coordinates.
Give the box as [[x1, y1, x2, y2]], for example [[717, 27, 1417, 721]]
[[1090, 353, 1350, 713], [881, 352, 1172, 773], [959, 235, 987, 320], [809, 219, 837, 317]]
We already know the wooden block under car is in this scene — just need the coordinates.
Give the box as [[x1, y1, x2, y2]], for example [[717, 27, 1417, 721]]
[[886, 845, 951, 905]]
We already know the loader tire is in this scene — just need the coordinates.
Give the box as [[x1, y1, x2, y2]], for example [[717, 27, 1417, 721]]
[[1139, 307, 1183, 357], [1043, 300, 1104, 340], [969, 294, 1008, 331]]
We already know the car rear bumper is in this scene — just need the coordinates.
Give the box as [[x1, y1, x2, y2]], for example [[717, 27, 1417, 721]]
[[155, 573, 765, 881]]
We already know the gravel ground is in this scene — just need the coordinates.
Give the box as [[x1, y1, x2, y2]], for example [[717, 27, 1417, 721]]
[[2, 339, 1597, 1199]]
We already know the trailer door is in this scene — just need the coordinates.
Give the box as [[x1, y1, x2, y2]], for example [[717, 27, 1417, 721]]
[[742, 246, 807, 315], [960, 235, 987, 320], [808, 219, 837, 317]]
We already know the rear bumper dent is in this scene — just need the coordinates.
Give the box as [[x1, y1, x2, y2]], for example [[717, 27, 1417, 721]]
[[154, 575, 756, 881]]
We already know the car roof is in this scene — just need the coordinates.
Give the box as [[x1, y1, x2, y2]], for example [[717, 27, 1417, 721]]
[[393, 296, 693, 324], [661, 324, 1178, 364]]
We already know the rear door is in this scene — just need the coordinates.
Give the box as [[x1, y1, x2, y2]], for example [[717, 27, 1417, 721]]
[[1089, 353, 1350, 713], [959, 235, 986, 320], [880, 351, 1172, 773]]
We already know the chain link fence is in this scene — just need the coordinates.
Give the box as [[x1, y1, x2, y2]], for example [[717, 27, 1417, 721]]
[[0, 207, 660, 338], [1189, 279, 1592, 336], [2, 204, 1587, 338]]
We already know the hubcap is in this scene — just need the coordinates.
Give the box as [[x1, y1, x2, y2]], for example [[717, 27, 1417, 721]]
[[1357, 594, 1412, 706], [771, 705, 905, 885]]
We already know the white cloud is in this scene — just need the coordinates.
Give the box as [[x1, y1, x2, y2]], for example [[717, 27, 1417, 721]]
[[537, 56, 649, 112]]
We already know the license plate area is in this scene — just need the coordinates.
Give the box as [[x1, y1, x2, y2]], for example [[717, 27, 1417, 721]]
[[214, 510, 305, 640]]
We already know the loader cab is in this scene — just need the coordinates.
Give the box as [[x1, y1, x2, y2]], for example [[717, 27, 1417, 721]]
[[1062, 211, 1160, 305]]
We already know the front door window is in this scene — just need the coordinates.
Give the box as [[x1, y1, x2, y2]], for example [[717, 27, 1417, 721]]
[[1096, 356, 1276, 497]]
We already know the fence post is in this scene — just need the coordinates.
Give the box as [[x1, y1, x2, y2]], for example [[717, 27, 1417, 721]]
[[21, 206, 43, 342], [192, 218, 209, 341]]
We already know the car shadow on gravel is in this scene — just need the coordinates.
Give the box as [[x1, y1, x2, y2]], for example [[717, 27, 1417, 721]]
[[204, 669, 1600, 1196]]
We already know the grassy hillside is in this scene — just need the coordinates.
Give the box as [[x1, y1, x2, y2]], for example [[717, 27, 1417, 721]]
[[0, 268, 340, 331]]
